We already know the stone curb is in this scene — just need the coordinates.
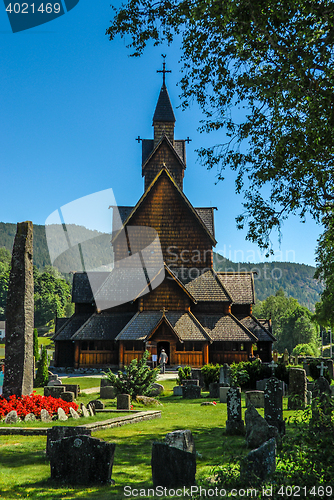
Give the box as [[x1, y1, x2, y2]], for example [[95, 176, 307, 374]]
[[0, 410, 161, 435]]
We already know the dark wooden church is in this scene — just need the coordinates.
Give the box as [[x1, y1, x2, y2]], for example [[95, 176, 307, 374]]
[[53, 65, 275, 369]]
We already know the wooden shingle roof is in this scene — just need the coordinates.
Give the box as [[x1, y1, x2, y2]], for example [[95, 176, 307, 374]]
[[116, 311, 210, 342], [237, 315, 276, 342], [71, 312, 136, 341], [217, 272, 256, 304], [53, 313, 92, 341], [185, 269, 232, 303], [195, 313, 258, 342], [153, 84, 175, 123]]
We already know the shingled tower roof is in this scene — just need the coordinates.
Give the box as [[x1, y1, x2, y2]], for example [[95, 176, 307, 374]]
[[153, 84, 176, 123]]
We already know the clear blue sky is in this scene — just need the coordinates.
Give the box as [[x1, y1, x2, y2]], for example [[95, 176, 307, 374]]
[[0, 1, 322, 267]]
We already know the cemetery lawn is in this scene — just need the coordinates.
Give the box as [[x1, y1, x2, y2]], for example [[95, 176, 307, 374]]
[[0, 379, 299, 500]]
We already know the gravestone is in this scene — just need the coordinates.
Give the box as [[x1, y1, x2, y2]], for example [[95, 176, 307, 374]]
[[41, 409, 52, 422], [245, 391, 265, 408], [24, 412, 36, 422], [283, 349, 289, 365], [151, 442, 196, 487], [219, 364, 231, 386], [225, 387, 245, 435], [173, 386, 183, 396], [165, 430, 195, 454], [69, 407, 80, 419], [245, 404, 279, 449], [209, 382, 220, 398], [149, 382, 164, 396], [81, 403, 90, 417], [219, 386, 229, 403], [272, 350, 279, 363], [117, 394, 131, 410], [182, 385, 201, 399], [57, 408, 68, 421], [46, 426, 92, 457], [64, 384, 79, 398], [61, 391, 75, 403], [191, 368, 205, 388], [88, 399, 105, 410], [288, 368, 307, 410], [44, 386, 65, 398], [49, 435, 116, 484], [4, 410, 19, 424], [47, 380, 63, 387], [183, 379, 199, 387], [264, 377, 285, 435], [100, 385, 116, 399], [313, 376, 331, 398], [241, 438, 276, 482], [2, 222, 34, 398]]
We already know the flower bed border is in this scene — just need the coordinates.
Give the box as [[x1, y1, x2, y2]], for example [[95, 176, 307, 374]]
[[0, 410, 161, 435]]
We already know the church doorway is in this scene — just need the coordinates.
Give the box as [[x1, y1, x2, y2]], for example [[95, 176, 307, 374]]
[[157, 342, 170, 365]]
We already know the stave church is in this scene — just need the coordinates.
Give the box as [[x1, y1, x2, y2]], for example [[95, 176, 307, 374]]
[[53, 63, 275, 369]]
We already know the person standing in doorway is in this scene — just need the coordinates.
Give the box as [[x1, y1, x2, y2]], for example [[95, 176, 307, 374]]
[[159, 349, 168, 374]]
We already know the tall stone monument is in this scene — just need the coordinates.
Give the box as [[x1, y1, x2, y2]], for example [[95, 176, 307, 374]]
[[2, 222, 34, 398]]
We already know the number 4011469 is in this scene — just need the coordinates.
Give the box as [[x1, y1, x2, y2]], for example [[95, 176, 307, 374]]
[[6, 3, 61, 14]]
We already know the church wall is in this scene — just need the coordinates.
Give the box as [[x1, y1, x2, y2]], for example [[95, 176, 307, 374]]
[[154, 122, 174, 147]]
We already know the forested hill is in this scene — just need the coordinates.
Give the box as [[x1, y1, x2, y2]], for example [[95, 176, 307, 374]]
[[0, 222, 322, 311], [213, 253, 323, 311]]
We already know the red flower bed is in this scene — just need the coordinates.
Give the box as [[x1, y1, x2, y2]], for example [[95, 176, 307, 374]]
[[0, 392, 79, 419]]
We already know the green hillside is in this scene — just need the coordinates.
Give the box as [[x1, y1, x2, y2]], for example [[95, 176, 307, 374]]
[[0, 222, 322, 311], [213, 253, 323, 311]]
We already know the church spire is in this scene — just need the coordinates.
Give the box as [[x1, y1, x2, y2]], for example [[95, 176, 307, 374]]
[[153, 56, 175, 146]]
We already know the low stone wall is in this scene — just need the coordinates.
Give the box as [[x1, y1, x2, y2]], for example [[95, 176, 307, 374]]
[[0, 410, 161, 436]]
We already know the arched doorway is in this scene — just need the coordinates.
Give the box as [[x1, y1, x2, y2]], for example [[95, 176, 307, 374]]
[[157, 341, 170, 365]]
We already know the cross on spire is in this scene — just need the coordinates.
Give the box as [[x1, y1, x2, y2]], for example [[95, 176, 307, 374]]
[[157, 54, 171, 86]]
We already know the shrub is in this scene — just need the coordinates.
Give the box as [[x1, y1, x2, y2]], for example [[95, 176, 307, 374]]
[[104, 350, 160, 399], [292, 343, 317, 357], [34, 345, 48, 387], [176, 366, 192, 385], [201, 364, 220, 389], [230, 364, 250, 387]]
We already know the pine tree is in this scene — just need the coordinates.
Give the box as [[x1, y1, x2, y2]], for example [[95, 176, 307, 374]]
[[104, 351, 160, 399], [33, 328, 39, 363], [34, 345, 48, 387]]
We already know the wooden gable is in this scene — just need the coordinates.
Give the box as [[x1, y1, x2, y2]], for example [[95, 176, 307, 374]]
[[143, 136, 185, 191], [113, 168, 215, 269], [141, 273, 193, 312]]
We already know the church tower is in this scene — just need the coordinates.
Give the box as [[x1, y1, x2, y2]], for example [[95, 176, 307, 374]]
[[141, 57, 186, 191]]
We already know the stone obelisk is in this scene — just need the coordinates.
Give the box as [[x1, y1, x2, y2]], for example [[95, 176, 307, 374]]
[[2, 221, 34, 398]]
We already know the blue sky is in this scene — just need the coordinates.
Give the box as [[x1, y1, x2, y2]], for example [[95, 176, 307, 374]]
[[0, 0, 322, 267]]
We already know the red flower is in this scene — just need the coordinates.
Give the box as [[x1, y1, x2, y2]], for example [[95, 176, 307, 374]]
[[0, 394, 79, 419], [213, 401, 217, 405]]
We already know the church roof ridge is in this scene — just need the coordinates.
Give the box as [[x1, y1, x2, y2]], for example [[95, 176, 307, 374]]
[[142, 133, 185, 172]]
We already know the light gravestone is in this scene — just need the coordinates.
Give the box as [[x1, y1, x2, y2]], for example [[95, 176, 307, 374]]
[[2, 222, 34, 398], [225, 387, 245, 435], [288, 368, 307, 410], [312, 362, 330, 398], [264, 376, 285, 435]]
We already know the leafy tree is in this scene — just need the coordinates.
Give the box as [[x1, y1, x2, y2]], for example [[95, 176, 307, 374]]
[[34, 267, 72, 327], [107, 0, 334, 253], [104, 351, 160, 399], [292, 343, 318, 357], [254, 289, 320, 353], [34, 345, 48, 387]]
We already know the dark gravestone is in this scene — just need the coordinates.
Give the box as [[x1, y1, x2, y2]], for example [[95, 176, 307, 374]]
[[312, 376, 331, 398], [288, 368, 307, 410], [241, 438, 276, 483], [117, 394, 130, 410], [182, 385, 201, 399], [2, 222, 34, 398], [225, 387, 245, 435], [183, 379, 199, 387], [64, 384, 79, 398], [245, 404, 279, 449], [60, 391, 75, 403], [44, 386, 66, 398], [219, 364, 231, 386], [264, 377, 285, 435], [191, 368, 205, 388], [46, 426, 92, 456], [151, 442, 196, 487], [209, 382, 220, 398], [49, 435, 116, 484]]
